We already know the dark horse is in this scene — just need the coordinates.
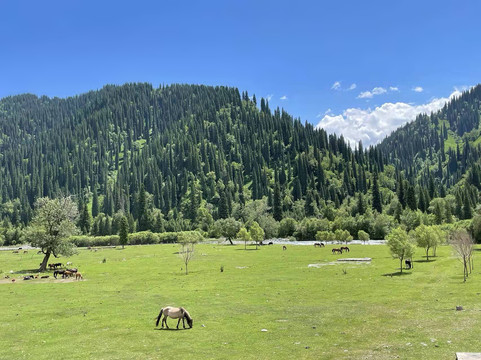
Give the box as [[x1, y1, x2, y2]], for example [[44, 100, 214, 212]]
[[156, 306, 193, 329], [340, 246, 350, 252], [53, 269, 66, 279], [332, 248, 343, 254], [314, 242, 325, 248]]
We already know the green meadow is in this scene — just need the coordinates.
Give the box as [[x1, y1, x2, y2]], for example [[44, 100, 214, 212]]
[[0, 243, 480, 359]]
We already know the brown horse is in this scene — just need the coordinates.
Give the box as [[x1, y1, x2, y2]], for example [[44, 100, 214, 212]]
[[282, 246, 287, 250], [314, 243, 325, 248], [340, 246, 350, 252], [75, 273, 83, 280], [156, 306, 193, 329], [332, 248, 343, 254]]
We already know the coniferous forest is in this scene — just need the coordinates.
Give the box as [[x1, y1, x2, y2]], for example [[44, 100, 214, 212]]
[[1, 82, 481, 244]]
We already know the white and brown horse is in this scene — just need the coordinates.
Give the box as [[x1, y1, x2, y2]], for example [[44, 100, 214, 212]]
[[156, 306, 193, 329]]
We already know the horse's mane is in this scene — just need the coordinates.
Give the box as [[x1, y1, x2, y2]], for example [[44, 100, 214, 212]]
[[181, 307, 192, 321]]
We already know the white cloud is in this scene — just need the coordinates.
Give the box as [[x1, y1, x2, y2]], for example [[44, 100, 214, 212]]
[[315, 89, 462, 146], [390, 86, 399, 92], [348, 83, 357, 91], [317, 108, 332, 118], [331, 81, 341, 90], [412, 86, 423, 93], [357, 86, 387, 99], [280, 95, 288, 100], [358, 91, 374, 99], [266, 94, 273, 101], [372, 87, 387, 95]]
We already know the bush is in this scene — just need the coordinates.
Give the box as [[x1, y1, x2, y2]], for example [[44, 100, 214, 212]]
[[70, 231, 203, 247], [358, 230, 370, 243], [158, 232, 179, 243], [128, 231, 160, 245], [295, 218, 328, 241], [278, 218, 297, 237], [70, 235, 119, 247]]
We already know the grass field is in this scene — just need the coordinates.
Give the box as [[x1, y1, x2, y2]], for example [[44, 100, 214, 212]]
[[0, 243, 480, 359]]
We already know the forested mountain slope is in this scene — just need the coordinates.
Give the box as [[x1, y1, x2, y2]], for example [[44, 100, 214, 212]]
[[378, 85, 481, 212], [0, 83, 383, 230], [0, 82, 480, 241]]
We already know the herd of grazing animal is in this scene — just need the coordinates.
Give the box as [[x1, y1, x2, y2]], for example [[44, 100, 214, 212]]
[[5, 252, 84, 282]]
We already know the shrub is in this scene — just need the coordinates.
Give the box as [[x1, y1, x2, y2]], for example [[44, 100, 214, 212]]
[[70, 235, 119, 247], [294, 218, 328, 241], [278, 218, 297, 237], [128, 231, 160, 245]]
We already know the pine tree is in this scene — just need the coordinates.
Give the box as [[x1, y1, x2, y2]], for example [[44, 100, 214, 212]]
[[218, 189, 229, 219], [78, 203, 91, 235], [372, 170, 382, 213], [304, 190, 316, 217], [119, 215, 129, 249], [273, 183, 283, 221], [137, 184, 150, 231], [356, 192, 366, 215], [92, 188, 99, 218], [463, 194, 472, 219], [406, 185, 417, 211]]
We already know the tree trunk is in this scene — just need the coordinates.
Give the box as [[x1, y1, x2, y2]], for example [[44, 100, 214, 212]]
[[39, 251, 51, 272], [400, 258, 403, 273], [227, 238, 233, 245], [426, 247, 429, 261], [185, 263, 188, 275]]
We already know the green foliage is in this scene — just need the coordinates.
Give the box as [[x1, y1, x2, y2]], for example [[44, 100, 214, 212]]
[[177, 231, 204, 244], [212, 218, 241, 244], [294, 218, 329, 241], [386, 227, 416, 272], [358, 230, 370, 242], [249, 221, 265, 248], [24, 196, 79, 271], [334, 229, 353, 243], [236, 227, 251, 249], [70, 235, 120, 247], [119, 216, 129, 248], [315, 231, 334, 242], [256, 215, 279, 239], [278, 218, 297, 237], [412, 224, 439, 260]]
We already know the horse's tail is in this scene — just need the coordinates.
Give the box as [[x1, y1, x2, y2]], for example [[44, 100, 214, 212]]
[[155, 308, 163, 327]]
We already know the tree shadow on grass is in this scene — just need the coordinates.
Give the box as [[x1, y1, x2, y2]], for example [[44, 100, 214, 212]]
[[414, 259, 436, 263], [13, 269, 41, 274], [154, 327, 191, 331], [235, 248, 259, 251], [382, 271, 412, 277]]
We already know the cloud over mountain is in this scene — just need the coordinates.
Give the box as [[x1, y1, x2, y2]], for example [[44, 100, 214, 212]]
[[315, 90, 461, 146]]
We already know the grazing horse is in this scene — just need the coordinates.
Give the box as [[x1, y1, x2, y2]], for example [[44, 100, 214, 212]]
[[41, 275, 49, 279], [54, 270, 65, 279], [156, 306, 193, 329], [282, 246, 287, 251], [340, 246, 350, 253], [67, 268, 78, 273], [12, 250, 19, 254], [314, 243, 321, 248], [332, 248, 343, 254], [268, 242, 274, 245], [405, 259, 412, 270], [75, 273, 83, 280]]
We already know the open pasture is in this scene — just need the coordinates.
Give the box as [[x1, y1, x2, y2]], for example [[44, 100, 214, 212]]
[[0, 243, 480, 359]]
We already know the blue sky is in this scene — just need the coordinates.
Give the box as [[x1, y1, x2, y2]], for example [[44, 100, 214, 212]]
[[1, 1, 480, 145]]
